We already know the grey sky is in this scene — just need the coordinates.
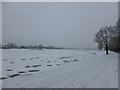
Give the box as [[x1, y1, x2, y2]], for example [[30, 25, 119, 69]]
[[0, 2, 2, 45], [2, 2, 118, 48]]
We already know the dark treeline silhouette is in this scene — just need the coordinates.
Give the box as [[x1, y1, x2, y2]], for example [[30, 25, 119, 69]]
[[1, 43, 64, 50], [1, 43, 94, 50], [94, 19, 120, 55]]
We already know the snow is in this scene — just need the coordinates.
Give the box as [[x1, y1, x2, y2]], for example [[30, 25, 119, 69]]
[[1, 49, 118, 88]]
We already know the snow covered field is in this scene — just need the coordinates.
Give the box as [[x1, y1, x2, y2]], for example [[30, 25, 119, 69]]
[[1, 49, 118, 88]]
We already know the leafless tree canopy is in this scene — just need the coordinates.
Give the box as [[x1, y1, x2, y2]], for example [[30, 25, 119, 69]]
[[95, 19, 120, 54]]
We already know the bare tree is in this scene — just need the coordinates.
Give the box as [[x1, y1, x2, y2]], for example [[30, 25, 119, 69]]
[[95, 26, 110, 55]]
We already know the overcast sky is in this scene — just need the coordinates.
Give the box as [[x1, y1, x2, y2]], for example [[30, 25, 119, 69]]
[[0, 2, 1, 45], [2, 2, 118, 48]]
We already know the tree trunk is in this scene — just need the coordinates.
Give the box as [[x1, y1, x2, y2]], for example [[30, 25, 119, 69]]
[[105, 45, 108, 55]]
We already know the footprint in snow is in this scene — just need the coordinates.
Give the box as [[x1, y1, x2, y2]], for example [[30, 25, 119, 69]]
[[25, 65, 31, 68], [47, 65, 52, 66], [46, 61, 51, 63], [21, 58, 26, 60], [35, 57, 40, 59], [32, 65, 42, 67], [10, 62, 14, 64], [9, 73, 21, 78], [6, 69, 12, 71], [73, 59, 79, 61], [63, 60, 70, 63], [18, 71, 26, 73], [3, 59, 8, 61], [0, 77, 8, 80], [28, 70, 40, 72], [29, 58, 33, 60], [56, 64, 61, 66]]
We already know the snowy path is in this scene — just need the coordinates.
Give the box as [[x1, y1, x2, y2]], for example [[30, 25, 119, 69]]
[[2, 49, 118, 88]]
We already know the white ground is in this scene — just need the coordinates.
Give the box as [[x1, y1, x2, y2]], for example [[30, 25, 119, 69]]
[[1, 49, 118, 88]]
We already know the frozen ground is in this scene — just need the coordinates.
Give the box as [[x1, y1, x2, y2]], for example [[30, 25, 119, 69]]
[[1, 49, 118, 88]]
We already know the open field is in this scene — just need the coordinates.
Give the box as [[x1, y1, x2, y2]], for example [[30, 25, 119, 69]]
[[1, 49, 118, 88]]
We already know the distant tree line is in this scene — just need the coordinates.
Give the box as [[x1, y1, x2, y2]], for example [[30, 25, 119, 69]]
[[1, 43, 63, 50], [94, 19, 120, 55]]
